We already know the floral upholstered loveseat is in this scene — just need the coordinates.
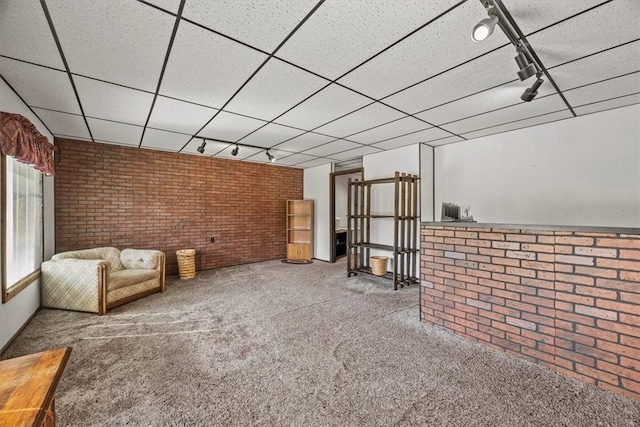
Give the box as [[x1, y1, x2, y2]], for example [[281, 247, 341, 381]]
[[41, 247, 165, 315]]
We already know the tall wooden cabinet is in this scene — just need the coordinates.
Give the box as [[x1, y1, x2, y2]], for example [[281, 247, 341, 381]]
[[286, 200, 314, 262]]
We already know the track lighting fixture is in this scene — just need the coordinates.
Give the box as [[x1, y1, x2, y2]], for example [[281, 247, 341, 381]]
[[266, 150, 275, 163], [197, 141, 206, 154], [471, 13, 498, 43], [514, 47, 536, 81], [521, 74, 544, 102], [231, 144, 239, 156]]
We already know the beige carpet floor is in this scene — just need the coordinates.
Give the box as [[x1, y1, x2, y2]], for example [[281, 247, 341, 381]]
[[3, 258, 639, 426]]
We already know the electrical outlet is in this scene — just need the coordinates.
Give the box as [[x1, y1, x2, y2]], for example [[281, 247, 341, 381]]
[[210, 236, 215, 243]]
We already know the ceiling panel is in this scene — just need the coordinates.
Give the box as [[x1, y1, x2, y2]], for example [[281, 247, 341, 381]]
[[183, 0, 317, 53], [337, 1, 507, 99], [75, 77, 154, 125], [277, 0, 461, 80], [0, 58, 80, 114], [238, 123, 306, 148], [574, 94, 640, 116], [371, 126, 453, 149], [419, 79, 557, 126], [197, 111, 267, 142], [548, 42, 640, 92], [272, 132, 336, 152], [272, 153, 317, 167], [563, 72, 640, 107], [46, 0, 174, 92], [505, 0, 604, 36], [295, 157, 334, 168], [148, 96, 217, 135], [224, 58, 328, 122], [460, 110, 573, 140], [140, 128, 192, 152], [425, 135, 465, 147], [274, 84, 372, 130], [303, 140, 362, 157], [347, 116, 431, 144], [527, 1, 640, 69], [441, 94, 568, 135], [314, 103, 405, 138], [31, 108, 90, 139], [382, 45, 520, 115], [0, 0, 63, 69], [87, 118, 142, 146], [144, 0, 182, 14], [160, 20, 268, 108], [327, 145, 383, 161]]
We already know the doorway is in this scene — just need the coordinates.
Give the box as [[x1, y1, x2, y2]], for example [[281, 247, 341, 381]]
[[329, 168, 364, 263]]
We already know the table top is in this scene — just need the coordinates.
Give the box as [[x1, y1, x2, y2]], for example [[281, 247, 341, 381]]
[[0, 347, 71, 427]]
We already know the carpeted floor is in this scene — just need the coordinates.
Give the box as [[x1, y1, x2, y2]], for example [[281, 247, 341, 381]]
[[3, 258, 639, 426]]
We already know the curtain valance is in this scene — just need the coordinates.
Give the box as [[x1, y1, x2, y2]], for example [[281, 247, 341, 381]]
[[0, 112, 57, 176]]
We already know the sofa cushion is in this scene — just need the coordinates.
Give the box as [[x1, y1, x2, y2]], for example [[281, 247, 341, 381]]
[[108, 269, 159, 291], [120, 249, 159, 270], [52, 247, 125, 272]]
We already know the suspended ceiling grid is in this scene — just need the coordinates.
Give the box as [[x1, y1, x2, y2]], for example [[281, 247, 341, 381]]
[[0, 0, 638, 168]]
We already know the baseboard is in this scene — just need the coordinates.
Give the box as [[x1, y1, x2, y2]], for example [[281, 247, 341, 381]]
[[0, 307, 40, 356]]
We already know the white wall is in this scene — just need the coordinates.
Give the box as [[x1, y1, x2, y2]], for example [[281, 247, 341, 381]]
[[303, 163, 331, 261], [420, 144, 435, 222], [434, 105, 640, 227], [0, 78, 55, 351]]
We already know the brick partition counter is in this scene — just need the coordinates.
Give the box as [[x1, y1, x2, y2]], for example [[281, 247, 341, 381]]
[[420, 223, 640, 401]]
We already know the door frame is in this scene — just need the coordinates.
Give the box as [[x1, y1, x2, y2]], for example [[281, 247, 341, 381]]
[[329, 167, 364, 263]]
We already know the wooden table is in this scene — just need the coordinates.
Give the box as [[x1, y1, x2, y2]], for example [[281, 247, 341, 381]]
[[0, 347, 71, 426]]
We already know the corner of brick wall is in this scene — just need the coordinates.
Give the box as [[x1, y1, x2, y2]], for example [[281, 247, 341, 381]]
[[420, 225, 640, 401], [54, 138, 303, 275]]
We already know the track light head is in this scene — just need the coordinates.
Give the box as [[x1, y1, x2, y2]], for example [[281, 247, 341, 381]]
[[231, 145, 239, 156], [515, 50, 536, 81], [471, 13, 498, 43], [197, 141, 206, 154], [521, 75, 544, 102], [266, 150, 275, 163]]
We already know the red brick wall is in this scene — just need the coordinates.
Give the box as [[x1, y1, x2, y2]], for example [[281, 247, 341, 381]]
[[54, 138, 303, 275], [421, 225, 640, 401]]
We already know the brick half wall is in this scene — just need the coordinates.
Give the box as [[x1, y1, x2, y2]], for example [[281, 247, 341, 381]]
[[54, 139, 303, 275], [420, 225, 640, 401]]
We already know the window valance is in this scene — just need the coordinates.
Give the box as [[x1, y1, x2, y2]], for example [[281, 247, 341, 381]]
[[0, 112, 57, 176]]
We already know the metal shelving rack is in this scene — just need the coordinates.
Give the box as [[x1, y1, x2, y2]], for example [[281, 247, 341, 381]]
[[346, 171, 420, 290]]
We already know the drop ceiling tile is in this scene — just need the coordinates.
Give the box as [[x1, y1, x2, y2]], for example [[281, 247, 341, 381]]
[[272, 132, 335, 151], [460, 110, 573, 140], [225, 58, 328, 122], [148, 96, 217, 135], [46, 1, 174, 91], [507, 1, 604, 35], [563, 73, 640, 107], [140, 128, 192, 152], [0, 0, 63, 68], [337, 1, 506, 99], [160, 20, 268, 108], [418, 80, 557, 126], [314, 103, 405, 138], [183, 0, 317, 53], [75, 77, 154, 125], [0, 58, 80, 114], [303, 140, 362, 157], [239, 123, 306, 147], [182, 139, 229, 156], [574, 94, 640, 116], [143, 0, 181, 14], [328, 145, 383, 161], [295, 157, 334, 168], [348, 116, 431, 144], [87, 118, 142, 147], [197, 111, 267, 142], [274, 84, 372, 130], [528, 1, 640, 69], [31, 108, 90, 140], [442, 94, 568, 135], [272, 153, 317, 166], [371, 127, 452, 149], [549, 42, 640, 92], [427, 135, 465, 147], [277, 0, 460, 80]]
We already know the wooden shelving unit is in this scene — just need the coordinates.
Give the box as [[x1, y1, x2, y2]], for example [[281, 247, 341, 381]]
[[286, 200, 314, 262], [347, 172, 419, 290]]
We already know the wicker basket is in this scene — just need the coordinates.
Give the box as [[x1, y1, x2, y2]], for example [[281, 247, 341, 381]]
[[176, 249, 196, 280], [370, 256, 388, 276]]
